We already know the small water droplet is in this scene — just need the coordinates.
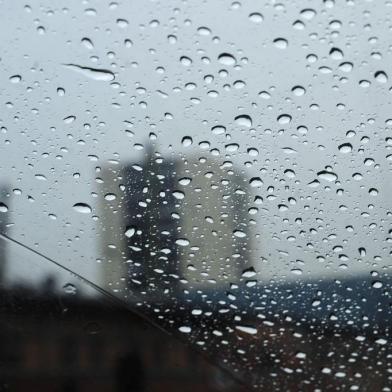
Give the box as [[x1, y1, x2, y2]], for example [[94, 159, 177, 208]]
[[63, 283, 77, 295]]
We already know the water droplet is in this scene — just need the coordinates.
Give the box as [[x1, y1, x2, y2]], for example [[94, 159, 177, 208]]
[[273, 38, 288, 49], [242, 267, 256, 278], [116, 19, 129, 28], [211, 125, 226, 135], [249, 177, 263, 187], [249, 12, 263, 23], [181, 136, 193, 147], [63, 283, 77, 295], [300, 8, 317, 20], [73, 203, 92, 213], [81, 37, 94, 50], [104, 193, 116, 201], [125, 226, 136, 238], [235, 325, 258, 335], [218, 53, 236, 66], [277, 114, 292, 124], [234, 115, 252, 128], [63, 115, 76, 124], [180, 56, 192, 66], [9, 75, 22, 83], [172, 190, 185, 200], [375, 71, 388, 83], [178, 177, 192, 186], [176, 238, 190, 246], [372, 281, 383, 289], [329, 47, 343, 60], [317, 170, 337, 182], [64, 64, 115, 81], [291, 85, 306, 96], [233, 230, 246, 238], [338, 143, 352, 153], [0, 203, 8, 213], [197, 26, 211, 35], [179, 326, 192, 333]]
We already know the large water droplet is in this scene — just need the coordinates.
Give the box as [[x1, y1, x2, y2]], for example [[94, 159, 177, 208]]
[[218, 53, 236, 66], [338, 143, 352, 153], [317, 170, 337, 182], [179, 326, 192, 333], [73, 203, 92, 213], [234, 115, 252, 128], [235, 325, 258, 335], [64, 64, 115, 81]]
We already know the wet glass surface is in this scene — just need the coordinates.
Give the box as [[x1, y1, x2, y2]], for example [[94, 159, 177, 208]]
[[1, 0, 392, 390]]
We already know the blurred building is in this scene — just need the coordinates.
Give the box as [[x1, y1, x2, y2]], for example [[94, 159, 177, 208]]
[[98, 148, 252, 300]]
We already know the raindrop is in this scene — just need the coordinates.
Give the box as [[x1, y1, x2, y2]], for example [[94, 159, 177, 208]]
[[273, 38, 288, 49], [233, 230, 246, 238], [242, 267, 256, 278], [81, 37, 94, 50], [197, 26, 211, 35], [292, 85, 306, 96], [218, 53, 236, 66], [300, 8, 317, 20], [211, 125, 226, 135], [234, 115, 252, 128], [277, 114, 292, 124], [73, 203, 92, 213], [374, 71, 388, 83], [116, 19, 129, 28], [104, 193, 116, 201], [63, 283, 77, 295], [338, 143, 352, 153], [181, 136, 193, 147], [317, 170, 337, 182], [235, 325, 258, 335], [180, 56, 192, 66], [249, 177, 263, 187], [63, 115, 76, 124], [329, 47, 343, 60], [9, 75, 22, 83], [0, 203, 8, 213], [64, 64, 115, 81], [179, 326, 192, 333], [176, 238, 190, 246], [249, 12, 263, 23], [125, 226, 136, 238], [172, 190, 185, 200], [372, 281, 383, 289]]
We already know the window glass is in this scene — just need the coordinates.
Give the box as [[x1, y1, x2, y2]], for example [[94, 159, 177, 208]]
[[1, 0, 392, 390]]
